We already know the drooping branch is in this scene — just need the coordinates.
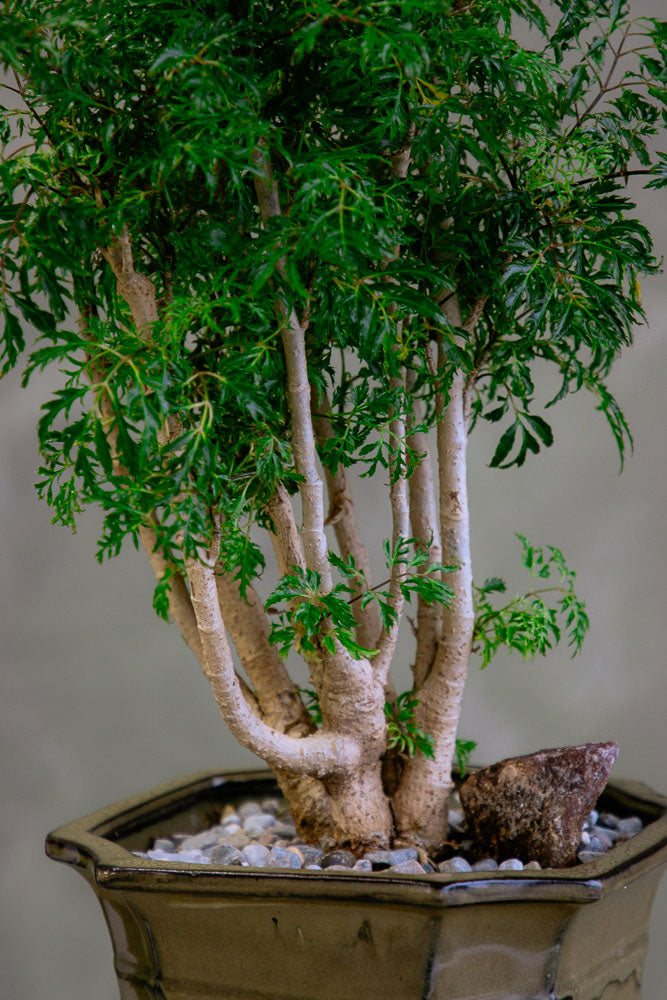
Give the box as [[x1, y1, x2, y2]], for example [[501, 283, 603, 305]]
[[311, 388, 381, 650], [405, 370, 443, 688], [186, 545, 361, 778], [252, 145, 332, 592], [138, 522, 260, 716], [138, 521, 203, 663]]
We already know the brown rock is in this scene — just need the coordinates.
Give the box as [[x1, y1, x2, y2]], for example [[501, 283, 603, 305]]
[[459, 742, 618, 868]]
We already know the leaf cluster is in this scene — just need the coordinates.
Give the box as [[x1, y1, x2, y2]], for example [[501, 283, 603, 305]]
[[265, 543, 454, 660], [473, 534, 590, 668], [384, 691, 436, 760]]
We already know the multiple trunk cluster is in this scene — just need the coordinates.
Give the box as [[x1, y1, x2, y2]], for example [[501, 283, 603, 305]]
[[93, 139, 484, 856]]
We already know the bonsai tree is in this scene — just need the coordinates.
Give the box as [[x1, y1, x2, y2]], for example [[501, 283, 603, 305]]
[[1, 0, 665, 854]]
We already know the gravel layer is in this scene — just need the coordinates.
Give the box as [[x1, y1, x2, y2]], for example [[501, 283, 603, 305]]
[[132, 793, 643, 875]]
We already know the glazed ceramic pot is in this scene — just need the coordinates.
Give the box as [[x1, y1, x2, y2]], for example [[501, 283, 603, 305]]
[[46, 768, 666, 1000]]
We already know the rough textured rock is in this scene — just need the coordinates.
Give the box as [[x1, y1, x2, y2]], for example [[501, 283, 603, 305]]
[[459, 742, 619, 868]]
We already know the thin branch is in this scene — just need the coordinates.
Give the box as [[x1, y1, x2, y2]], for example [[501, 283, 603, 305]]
[[566, 24, 632, 137], [139, 521, 260, 716], [570, 168, 654, 189], [311, 387, 381, 650], [370, 128, 416, 686], [252, 144, 332, 591], [373, 374, 410, 686], [405, 371, 443, 687], [265, 482, 306, 577]]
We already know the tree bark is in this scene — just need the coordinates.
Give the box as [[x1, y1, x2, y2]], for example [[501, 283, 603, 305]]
[[186, 546, 361, 779], [214, 571, 310, 735], [391, 359, 474, 851], [406, 373, 443, 688], [265, 482, 306, 577], [311, 389, 381, 650], [252, 147, 332, 592]]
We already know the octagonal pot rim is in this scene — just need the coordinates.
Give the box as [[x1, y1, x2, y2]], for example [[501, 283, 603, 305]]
[[45, 767, 667, 909]]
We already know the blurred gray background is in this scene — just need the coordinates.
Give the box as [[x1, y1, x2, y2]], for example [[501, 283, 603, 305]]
[[1, 3, 665, 997]]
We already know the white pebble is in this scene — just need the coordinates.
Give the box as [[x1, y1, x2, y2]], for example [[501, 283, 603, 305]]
[[437, 856, 472, 874], [498, 858, 524, 871]]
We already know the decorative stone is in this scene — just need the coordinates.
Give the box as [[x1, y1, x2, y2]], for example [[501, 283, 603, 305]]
[[266, 846, 302, 869], [615, 816, 643, 838], [352, 859, 373, 871], [437, 856, 472, 874], [239, 801, 262, 820], [178, 830, 224, 852], [153, 838, 175, 852], [389, 847, 419, 865], [296, 845, 324, 865], [243, 813, 276, 837], [459, 742, 619, 869], [447, 808, 465, 831], [209, 845, 243, 866], [212, 829, 249, 849], [524, 860, 542, 870], [241, 844, 270, 867], [597, 812, 618, 828], [147, 848, 210, 864], [471, 857, 498, 871], [320, 850, 356, 869], [271, 821, 298, 837], [498, 858, 524, 871], [364, 850, 394, 870], [386, 860, 426, 875], [260, 797, 282, 815]]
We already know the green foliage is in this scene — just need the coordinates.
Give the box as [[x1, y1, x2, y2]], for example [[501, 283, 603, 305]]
[[265, 562, 378, 660], [266, 544, 453, 659], [385, 692, 436, 760], [455, 739, 478, 778], [473, 535, 590, 668], [0, 1, 663, 592], [152, 567, 175, 622], [298, 687, 323, 727]]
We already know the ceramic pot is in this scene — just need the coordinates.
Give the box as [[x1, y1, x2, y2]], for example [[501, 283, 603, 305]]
[[46, 768, 666, 1000]]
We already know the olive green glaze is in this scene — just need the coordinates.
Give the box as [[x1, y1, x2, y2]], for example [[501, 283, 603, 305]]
[[46, 770, 666, 1000]]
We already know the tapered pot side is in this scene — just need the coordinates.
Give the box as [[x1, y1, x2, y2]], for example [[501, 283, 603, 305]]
[[46, 769, 666, 1000]]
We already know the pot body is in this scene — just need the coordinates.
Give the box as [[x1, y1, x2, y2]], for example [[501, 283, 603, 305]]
[[46, 770, 666, 1000]]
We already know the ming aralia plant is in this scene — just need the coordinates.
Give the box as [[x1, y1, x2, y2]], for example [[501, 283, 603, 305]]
[[1, 0, 665, 855]]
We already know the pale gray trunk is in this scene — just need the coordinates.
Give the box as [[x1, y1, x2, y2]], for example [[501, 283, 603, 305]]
[[391, 366, 474, 852]]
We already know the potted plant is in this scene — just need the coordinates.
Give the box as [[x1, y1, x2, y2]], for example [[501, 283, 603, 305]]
[[2, 1, 665, 997]]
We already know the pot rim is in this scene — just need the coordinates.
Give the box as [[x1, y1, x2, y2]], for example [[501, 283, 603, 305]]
[[45, 768, 667, 909]]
